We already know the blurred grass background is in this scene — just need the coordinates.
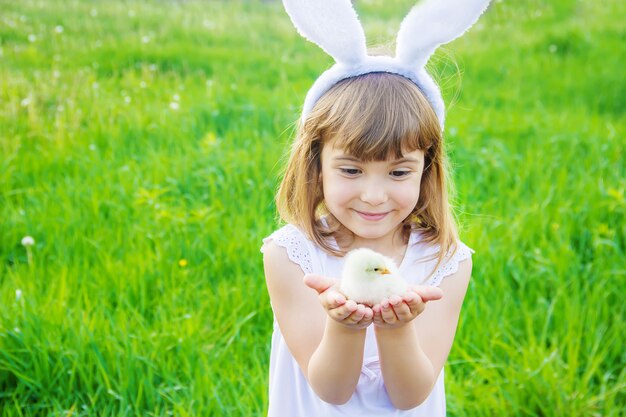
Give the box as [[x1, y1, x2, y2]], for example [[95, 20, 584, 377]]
[[0, 0, 624, 415]]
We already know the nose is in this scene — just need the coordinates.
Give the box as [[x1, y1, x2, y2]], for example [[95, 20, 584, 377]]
[[360, 178, 388, 206]]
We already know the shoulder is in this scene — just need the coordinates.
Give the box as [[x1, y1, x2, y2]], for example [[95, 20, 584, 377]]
[[261, 224, 317, 275], [262, 223, 306, 247], [262, 225, 312, 305], [409, 232, 475, 287], [430, 240, 474, 284]]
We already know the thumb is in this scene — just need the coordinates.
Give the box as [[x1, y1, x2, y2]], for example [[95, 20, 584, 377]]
[[412, 286, 444, 302], [303, 274, 336, 295]]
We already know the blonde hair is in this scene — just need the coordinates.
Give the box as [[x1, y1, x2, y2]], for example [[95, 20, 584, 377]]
[[276, 72, 459, 279]]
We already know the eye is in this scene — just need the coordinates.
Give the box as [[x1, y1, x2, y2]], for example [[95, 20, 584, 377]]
[[373, 268, 380, 272], [390, 170, 411, 178], [339, 168, 361, 176]]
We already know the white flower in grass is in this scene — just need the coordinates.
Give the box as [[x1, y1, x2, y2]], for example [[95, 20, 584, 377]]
[[28, 34, 37, 43], [20, 97, 31, 107], [90, 9, 98, 17], [54, 25, 64, 34], [89, 144, 97, 151], [169, 102, 179, 110], [124, 96, 131, 104], [549, 44, 557, 53], [172, 94, 180, 102], [15, 289, 22, 302], [142, 35, 150, 44], [21, 236, 35, 247]]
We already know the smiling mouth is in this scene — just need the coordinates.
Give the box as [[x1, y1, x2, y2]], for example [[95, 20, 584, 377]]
[[355, 210, 389, 220]]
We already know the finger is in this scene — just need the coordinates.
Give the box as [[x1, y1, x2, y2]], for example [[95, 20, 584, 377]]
[[402, 291, 426, 315], [330, 300, 358, 321], [363, 306, 374, 321], [402, 291, 417, 304], [357, 306, 374, 325], [303, 274, 336, 295], [343, 304, 366, 324], [371, 304, 384, 326], [381, 299, 398, 324], [390, 298, 413, 321], [389, 295, 403, 306], [320, 289, 346, 310], [373, 310, 384, 327], [410, 285, 444, 302]]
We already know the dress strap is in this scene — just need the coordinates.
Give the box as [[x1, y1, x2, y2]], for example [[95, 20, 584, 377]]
[[425, 241, 475, 287], [261, 224, 315, 275]]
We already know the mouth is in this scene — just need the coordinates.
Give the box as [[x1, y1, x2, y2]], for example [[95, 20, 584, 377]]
[[355, 210, 389, 221]]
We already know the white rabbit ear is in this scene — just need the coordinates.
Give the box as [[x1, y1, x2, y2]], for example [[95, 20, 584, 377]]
[[395, 0, 491, 68], [283, 0, 367, 65]]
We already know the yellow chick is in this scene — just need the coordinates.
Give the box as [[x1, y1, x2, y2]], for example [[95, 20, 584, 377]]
[[340, 248, 407, 306]]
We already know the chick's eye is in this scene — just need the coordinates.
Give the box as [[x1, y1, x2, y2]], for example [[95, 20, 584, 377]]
[[373, 268, 380, 272]]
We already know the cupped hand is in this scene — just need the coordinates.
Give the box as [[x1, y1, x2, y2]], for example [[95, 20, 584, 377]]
[[372, 285, 443, 329], [303, 274, 374, 330]]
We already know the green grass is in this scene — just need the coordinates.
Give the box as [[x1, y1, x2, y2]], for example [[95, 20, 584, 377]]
[[1, 0, 624, 415]]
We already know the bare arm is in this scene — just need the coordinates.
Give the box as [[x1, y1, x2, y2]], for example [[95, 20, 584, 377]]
[[262, 241, 373, 404], [372, 257, 472, 409]]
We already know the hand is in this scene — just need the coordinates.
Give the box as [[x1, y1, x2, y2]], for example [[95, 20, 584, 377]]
[[372, 285, 443, 329], [303, 274, 374, 330]]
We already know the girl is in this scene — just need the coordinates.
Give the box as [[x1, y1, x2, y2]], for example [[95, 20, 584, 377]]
[[261, 0, 488, 415]]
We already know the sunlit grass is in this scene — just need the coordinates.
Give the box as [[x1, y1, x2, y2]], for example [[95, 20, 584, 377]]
[[1, 0, 624, 415]]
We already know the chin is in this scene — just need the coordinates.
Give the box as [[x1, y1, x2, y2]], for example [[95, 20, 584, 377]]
[[346, 222, 397, 240]]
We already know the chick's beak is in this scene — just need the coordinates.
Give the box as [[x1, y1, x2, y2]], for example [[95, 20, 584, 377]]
[[380, 268, 391, 275]]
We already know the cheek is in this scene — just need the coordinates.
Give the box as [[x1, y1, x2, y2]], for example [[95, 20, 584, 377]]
[[322, 176, 353, 208], [393, 181, 421, 208]]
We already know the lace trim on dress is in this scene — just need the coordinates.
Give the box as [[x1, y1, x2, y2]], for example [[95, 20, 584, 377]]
[[425, 241, 475, 287], [261, 224, 314, 275]]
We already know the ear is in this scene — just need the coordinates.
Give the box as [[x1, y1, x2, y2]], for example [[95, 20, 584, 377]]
[[395, 0, 491, 68], [282, 0, 368, 65]]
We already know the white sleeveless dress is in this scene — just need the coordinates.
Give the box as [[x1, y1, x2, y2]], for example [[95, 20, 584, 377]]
[[261, 224, 474, 417]]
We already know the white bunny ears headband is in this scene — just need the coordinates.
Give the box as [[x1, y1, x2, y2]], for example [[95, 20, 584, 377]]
[[282, 0, 491, 129]]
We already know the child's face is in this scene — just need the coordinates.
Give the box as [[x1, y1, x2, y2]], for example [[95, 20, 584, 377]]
[[320, 142, 424, 245]]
